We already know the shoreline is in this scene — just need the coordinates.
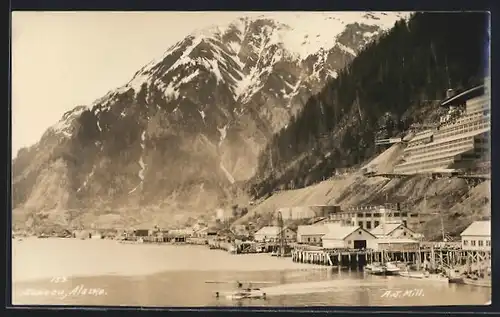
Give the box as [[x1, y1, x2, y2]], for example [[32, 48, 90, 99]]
[[12, 237, 327, 283]]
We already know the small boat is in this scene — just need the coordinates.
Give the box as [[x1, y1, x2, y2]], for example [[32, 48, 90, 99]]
[[365, 263, 385, 275], [384, 262, 401, 276], [463, 277, 491, 288], [423, 273, 449, 283], [399, 270, 425, 279], [447, 270, 464, 284]]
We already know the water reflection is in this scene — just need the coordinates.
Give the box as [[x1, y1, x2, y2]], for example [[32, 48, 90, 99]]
[[13, 268, 490, 307]]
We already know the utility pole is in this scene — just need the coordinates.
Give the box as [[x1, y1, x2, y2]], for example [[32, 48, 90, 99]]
[[440, 210, 446, 242], [277, 211, 285, 257]]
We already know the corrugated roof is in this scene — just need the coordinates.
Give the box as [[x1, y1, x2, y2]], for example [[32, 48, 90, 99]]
[[460, 221, 491, 236], [323, 225, 375, 240], [371, 222, 405, 236]]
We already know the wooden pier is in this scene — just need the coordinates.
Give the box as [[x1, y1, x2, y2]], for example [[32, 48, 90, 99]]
[[292, 247, 491, 271]]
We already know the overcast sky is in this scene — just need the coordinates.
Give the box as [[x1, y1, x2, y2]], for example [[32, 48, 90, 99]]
[[12, 11, 272, 157]]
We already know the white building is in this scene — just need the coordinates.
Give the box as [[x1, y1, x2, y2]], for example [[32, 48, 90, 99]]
[[367, 238, 420, 251], [322, 225, 376, 249], [169, 228, 194, 237], [254, 226, 296, 242], [328, 205, 417, 231], [297, 223, 340, 245], [460, 220, 491, 251], [370, 221, 418, 239]]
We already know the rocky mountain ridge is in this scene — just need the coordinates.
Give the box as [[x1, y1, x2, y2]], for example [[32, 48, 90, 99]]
[[13, 12, 409, 228]]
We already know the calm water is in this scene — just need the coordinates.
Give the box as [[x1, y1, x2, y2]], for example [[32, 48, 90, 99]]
[[12, 239, 490, 307]]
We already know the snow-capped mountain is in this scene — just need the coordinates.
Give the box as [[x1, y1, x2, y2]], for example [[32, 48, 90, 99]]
[[12, 12, 410, 227]]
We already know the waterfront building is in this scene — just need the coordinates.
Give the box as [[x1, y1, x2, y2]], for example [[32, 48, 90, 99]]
[[370, 221, 418, 239], [460, 220, 491, 251], [367, 237, 420, 251], [253, 226, 296, 242], [322, 225, 376, 249], [393, 83, 490, 175], [297, 223, 340, 245], [327, 205, 416, 231]]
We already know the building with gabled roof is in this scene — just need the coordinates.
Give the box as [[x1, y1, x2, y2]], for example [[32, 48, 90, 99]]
[[254, 226, 296, 242], [297, 223, 340, 245], [322, 225, 377, 249], [370, 221, 417, 239], [460, 220, 490, 251]]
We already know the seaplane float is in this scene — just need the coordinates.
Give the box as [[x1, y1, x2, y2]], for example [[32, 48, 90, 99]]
[[205, 280, 275, 300]]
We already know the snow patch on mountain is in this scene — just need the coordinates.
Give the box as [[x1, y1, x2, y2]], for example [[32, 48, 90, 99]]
[[129, 130, 147, 194], [337, 42, 356, 56], [199, 110, 206, 124], [50, 105, 88, 138], [254, 11, 409, 59], [220, 162, 235, 184], [217, 125, 228, 147], [76, 165, 96, 193]]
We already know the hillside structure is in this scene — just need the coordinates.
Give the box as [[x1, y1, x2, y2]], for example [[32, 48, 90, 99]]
[[393, 82, 490, 175]]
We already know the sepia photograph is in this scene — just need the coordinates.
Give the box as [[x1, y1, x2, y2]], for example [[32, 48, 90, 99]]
[[11, 11, 491, 308]]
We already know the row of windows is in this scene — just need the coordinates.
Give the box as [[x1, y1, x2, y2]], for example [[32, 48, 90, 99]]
[[395, 155, 455, 170], [357, 220, 408, 229], [400, 141, 488, 169], [465, 97, 490, 111], [407, 125, 479, 153], [434, 121, 489, 141], [405, 145, 473, 164], [407, 138, 433, 149], [466, 109, 490, 118], [354, 212, 408, 218], [331, 212, 409, 220], [463, 239, 490, 247], [438, 112, 486, 132], [406, 138, 473, 159], [306, 236, 321, 243]]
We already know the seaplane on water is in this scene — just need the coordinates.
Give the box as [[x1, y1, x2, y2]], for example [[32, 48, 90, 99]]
[[205, 280, 275, 300]]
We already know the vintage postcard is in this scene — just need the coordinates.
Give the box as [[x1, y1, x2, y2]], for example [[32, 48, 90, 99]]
[[11, 11, 491, 307]]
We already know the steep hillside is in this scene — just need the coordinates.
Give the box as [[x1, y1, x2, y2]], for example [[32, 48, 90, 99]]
[[236, 144, 490, 240], [12, 13, 408, 229], [250, 12, 489, 198]]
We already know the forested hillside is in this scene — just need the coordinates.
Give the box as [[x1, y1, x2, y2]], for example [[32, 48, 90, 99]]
[[249, 12, 489, 198]]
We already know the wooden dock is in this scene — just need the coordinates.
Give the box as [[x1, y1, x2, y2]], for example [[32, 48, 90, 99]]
[[292, 247, 491, 271]]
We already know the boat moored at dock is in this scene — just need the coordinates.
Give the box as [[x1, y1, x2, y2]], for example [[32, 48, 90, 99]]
[[383, 262, 401, 275], [365, 262, 385, 275], [399, 270, 425, 279]]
